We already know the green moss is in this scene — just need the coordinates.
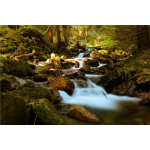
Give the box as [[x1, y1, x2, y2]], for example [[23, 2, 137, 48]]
[[18, 81, 36, 90], [0, 58, 34, 77], [32, 98, 71, 125], [18, 27, 43, 38], [11, 86, 58, 104]]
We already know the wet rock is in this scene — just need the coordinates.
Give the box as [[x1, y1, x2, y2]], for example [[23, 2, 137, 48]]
[[47, 87, 62, 103], [33, 74, 49, 82], [65, 60, 79, 68], [74, 81, 89, 88], [97, 74, 116, 93], [54, 69, 64, 76], [0, 58, 34, 77], [79, 66, 100, 74], [76, 71, 87, 81], [138, 93, 150, 106], [82, 59, 99, 67], [1, 92, 26, 125], [112, 81, 135, 95], [32, 98, 71, 125], [11, 86, 59, 104], [67, 105, 100, 122], [47, 76, 75, 95], [34, 66, 50, 74], [65, 70, 78, 79]]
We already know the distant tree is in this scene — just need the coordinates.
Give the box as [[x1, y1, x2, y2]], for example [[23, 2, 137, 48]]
[[8, 25, 20, 30], [48, 25, 53, 43], [137, 25, 149, 52], [56, 25, 61, 48], [62, 25, 69, 46]]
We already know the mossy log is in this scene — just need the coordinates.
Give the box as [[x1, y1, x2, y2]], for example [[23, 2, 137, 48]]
[[15, 50, 36, 60]]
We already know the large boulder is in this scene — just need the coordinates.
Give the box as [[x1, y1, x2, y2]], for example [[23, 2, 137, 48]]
[[0, 58, 34, 77], [65, 70, 78, 79], [91, 51, 108, 63], [67, 105, 100, 122], [82, 59, 99, 67], [97, 73, 116, 93], [47, 76, 75, 95], [32, 98, 71, 125], [11, 86, 59, 104], [0, 92, 26, 125], [34, 66, 50, 74], [0, 73, 26, 92], [136, 69, 150, 91], [112, 81, 136, 95]]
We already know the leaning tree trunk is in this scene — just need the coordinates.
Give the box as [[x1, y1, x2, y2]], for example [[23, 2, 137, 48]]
[[62, 25, 69, 47], [48, 25, 53, 43], [137, 25, 149, 52], [56, 25, 61, 48]]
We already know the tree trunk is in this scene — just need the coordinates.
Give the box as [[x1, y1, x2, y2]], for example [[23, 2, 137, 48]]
[[62, 25, 69, 47], [56, 25, 61, 48], [16, 25, 20, 29], [48, 26, 53, 43], [8, 25, 20, 30], [137, 25, 149, 52]]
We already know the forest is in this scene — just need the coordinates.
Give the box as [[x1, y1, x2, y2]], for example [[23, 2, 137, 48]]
[[0, 25, 150, 125]]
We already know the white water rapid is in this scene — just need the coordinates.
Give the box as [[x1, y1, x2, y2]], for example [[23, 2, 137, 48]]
[[59, 79, 140, 110], [43, 52, 141, 110]]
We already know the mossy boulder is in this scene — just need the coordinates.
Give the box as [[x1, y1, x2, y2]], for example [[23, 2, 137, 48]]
[[82, 59, 99, 67], [0, 92, 26, 125], [0, 73, 26, 92], [11, 86, 59, 104], [0, 58, 34, 77], [136, 69, 150, 91], [18, 81, 36, 90], [34, 66, 50, 74], [32, 98, 71, 125], [19, 27, 43, 38]]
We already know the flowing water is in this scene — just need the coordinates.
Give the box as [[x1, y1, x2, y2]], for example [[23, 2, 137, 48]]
[[38, 52, 150, 125]]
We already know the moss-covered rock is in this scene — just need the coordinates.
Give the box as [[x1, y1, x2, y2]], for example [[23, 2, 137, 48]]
[[34, 66, 50, 74], [18, 81, 36, 90], [0, 58, 34, 77], [11, 86, 58, 104], [0, 73, 26, 90], [0, 92, 26, 125], [32, 98, 71, 125], [82, 59, 99, 67]]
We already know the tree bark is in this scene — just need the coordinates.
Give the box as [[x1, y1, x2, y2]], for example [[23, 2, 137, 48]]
[[48, 25, 53, 43], [56, 25, 61, 48], [62, 25, 69, 46], [137, 25, 149, 52], [8, 25, 20, 30]]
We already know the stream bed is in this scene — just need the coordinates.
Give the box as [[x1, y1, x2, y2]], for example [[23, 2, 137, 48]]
[[35, 53, 150, 125]]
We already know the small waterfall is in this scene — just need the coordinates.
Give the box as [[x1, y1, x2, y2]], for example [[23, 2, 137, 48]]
[[59, 79, 141, 110], [77, 52, 85, 57]]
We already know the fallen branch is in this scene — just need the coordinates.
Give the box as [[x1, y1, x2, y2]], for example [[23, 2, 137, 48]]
[[15, 50, 36, 60]]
